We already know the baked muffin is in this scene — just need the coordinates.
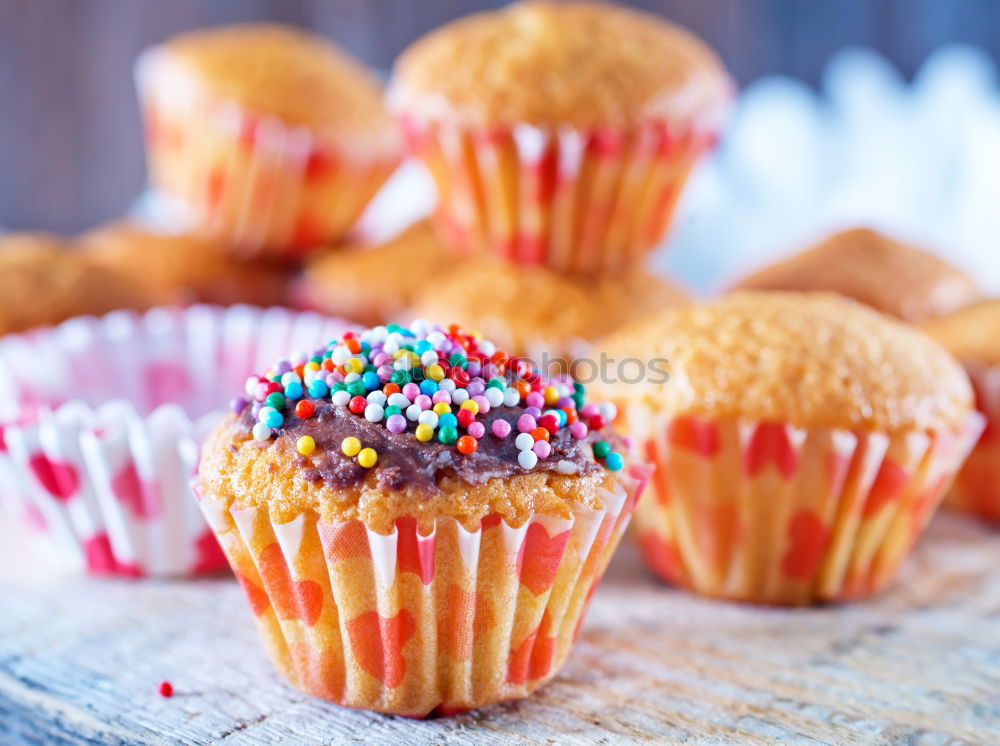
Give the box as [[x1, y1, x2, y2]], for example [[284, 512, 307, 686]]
[[598, 292, 982, 605], [732, 228, 982, 324], [136, 23, 400, 259], [196, 321, 649, 715], [0, 233, 146, 334], [390, 1, 730, 274], [408, 259, 690, 365], [924, 299, 1000, 521], [82, 220, 294, 308], [296, 220, 451, 326]]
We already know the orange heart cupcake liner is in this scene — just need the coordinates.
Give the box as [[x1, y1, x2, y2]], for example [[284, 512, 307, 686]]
[[946, 363, 1000, 522], [135, 49, 399, 259], [400, 119, 716, 275], [628, 411, 984, 605], [196, 464, 649, 716]]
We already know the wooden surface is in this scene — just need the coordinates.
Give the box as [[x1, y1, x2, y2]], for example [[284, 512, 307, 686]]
[[1, 0, 998, 233], [1, 511, 999, 744]]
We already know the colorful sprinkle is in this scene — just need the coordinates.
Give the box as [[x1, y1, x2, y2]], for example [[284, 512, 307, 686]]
[[341, 437, 362, 457], [518, 450, 538, 469], [605, 452, 624, 471], [295, 400, 315, 419], [358, 448, 378, 468], [456, 435, 478, 455], [415, 423, 434, 442], [296, 436, 316, 456], [492, 419, 512, 438]]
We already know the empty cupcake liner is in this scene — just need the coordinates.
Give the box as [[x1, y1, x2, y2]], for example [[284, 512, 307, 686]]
[[947, 363, 1000, 522], [400, 118, 717, 275], [135, 48, 399, 259], [196, 464, 649, 715], [0, 305, 352, 577], [627, 411, 984, 605]]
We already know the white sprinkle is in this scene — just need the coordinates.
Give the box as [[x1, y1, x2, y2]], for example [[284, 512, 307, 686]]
[[504, 387, 521, 407], [344, 372, 361, 384], [366, 391, 387, 406], [515, 432, 535, 451], [252, 423, 272, 441], [331, 390, 351, 406], [485, 387, 504, 407], [600, 402, 617, 422], [257, 406, 278, 423], [479, 340, 496, 357], [418, 410, 439, 428], [420, 350, 438, 366], [395, 356, 412, 371], [426, 331, 446, 347], [332, 346, 352, 365], [244, 376, 260, 397], [452, 388, 470, 404], [405, 403, 422, 421], [388, 393, 411, 409], [554, 459, 579, 475], [383, 340, 400, 355], [410, 319, 431, 336], [438, 378, 457, 393], [280, 372, 301, 386], [518, 450, 538, 469], [364, 403, 384, 422]]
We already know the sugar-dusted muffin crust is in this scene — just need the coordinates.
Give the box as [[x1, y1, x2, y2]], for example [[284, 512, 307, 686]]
[[732, 228, 982, 324], [599, 291, 973, 432], [81, 221, 294, 307], [923, 298, 1000, 367], [0, 233, 146, 334], [298, 220, 452, 326], [155, 23, 398, 154], [408, 259, 689, 360], [391, 1, 729, 130]]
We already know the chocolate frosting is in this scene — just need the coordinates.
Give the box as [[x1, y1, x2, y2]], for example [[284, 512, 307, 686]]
[[238, 399, 611, 495]]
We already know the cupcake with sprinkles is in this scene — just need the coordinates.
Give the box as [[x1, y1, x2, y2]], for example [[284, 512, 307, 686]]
[[196, 320, 649, 716]]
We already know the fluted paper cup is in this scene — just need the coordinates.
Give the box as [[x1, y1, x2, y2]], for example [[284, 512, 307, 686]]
[[627, 411, 984, 605], [400, 118, 718, 275], [0, 305, 351, 577], [197, 464, 649, 716], [136, 48, 399, 259], [946, 363, 1000, 522]]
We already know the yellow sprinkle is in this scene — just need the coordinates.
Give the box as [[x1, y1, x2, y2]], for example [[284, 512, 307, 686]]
[[341, 437, 361, 457], [296, 436, 316, 456], [543, 386, 559, 405], [471, 330, 483, 341], [460, 399, 479, 415], [426, 364, 445, 381], [393, 349, 406, 359], [304, 361, 320, 372], [345, 359, 364, 374], [358, 447, 378, 468], [415, 423, 434, 442], [432, 401, 451, 415]]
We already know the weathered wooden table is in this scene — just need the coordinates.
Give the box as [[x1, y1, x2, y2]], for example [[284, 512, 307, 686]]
[[1, 511, 998, 745]]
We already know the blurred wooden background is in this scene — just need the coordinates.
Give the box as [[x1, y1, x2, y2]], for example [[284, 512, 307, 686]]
[[1, 0, 998, 234]]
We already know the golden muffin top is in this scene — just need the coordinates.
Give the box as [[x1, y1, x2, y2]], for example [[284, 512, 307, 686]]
[[391, 1, 730, 130], [0, 233, 147, 334], [408, 259, 689, 359], [923, 299, 1000, 366], [598, 291, 973, 432], [81, 221, 293, 308], [733, 228, 982, 324], [301, 220, 452, 326], [150, 23, 398, 154]]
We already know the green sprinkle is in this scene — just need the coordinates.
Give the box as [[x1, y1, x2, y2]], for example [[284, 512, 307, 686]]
[[593, 441, 611, 460], [265, 392, 285, 410], [448, 353, 468, 369], [385, 405, 402, 417], [437, 425, 458, 445], [346, 380, 366, 397]]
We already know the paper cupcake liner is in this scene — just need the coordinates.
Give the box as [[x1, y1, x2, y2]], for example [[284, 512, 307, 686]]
[[196, 464, 649, 716], [135, 48, 399, 259], [946, 363, 1000, 522], [0, 305, 352, 577], [627, 411, 984, 605], [400, 119, 717, 275]]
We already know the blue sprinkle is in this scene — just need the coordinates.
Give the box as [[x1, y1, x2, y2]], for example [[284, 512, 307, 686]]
[[308, 380, 330, 398], [438, 412, 458, 429], [419, 379, 438, 396], [283, 381, 303, 400], [362, 371, 381, 391], [604, 452, 624, 472]]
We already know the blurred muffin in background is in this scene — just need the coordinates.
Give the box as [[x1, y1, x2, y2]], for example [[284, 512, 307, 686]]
[[0, 233, 146, 334], [924, 299, 1000, 522], [136, 23, 400, 259], [732, 228, 981, 324], [391, 0, 730, 275], [296, 220, 451, 326], [408, 258, 689, 364], [597, 291, 982, 604], [81, 221, 294, 308]]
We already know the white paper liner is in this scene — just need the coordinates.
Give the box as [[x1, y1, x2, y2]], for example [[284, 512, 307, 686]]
[[197, 464, 649, 715], [135, 47, 399, 258], [0, 305, 353, 577]]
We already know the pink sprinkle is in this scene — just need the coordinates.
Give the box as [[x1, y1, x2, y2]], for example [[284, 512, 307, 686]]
[[570, 422, 588, 439], [432, 390, 452, 405], [532, 440, 551, 458], [517, 414, 537, 433], [402, 383, 421, 400], [414, 394, 432, 411], [472, 395, 490, 414], [492, 419, 512, 438], [525, 392, 545, 409], [386, 414, 407, 433], [580, 404, 600, 418], [468, 422, 486, 439], [253, 382, 270, 402]]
